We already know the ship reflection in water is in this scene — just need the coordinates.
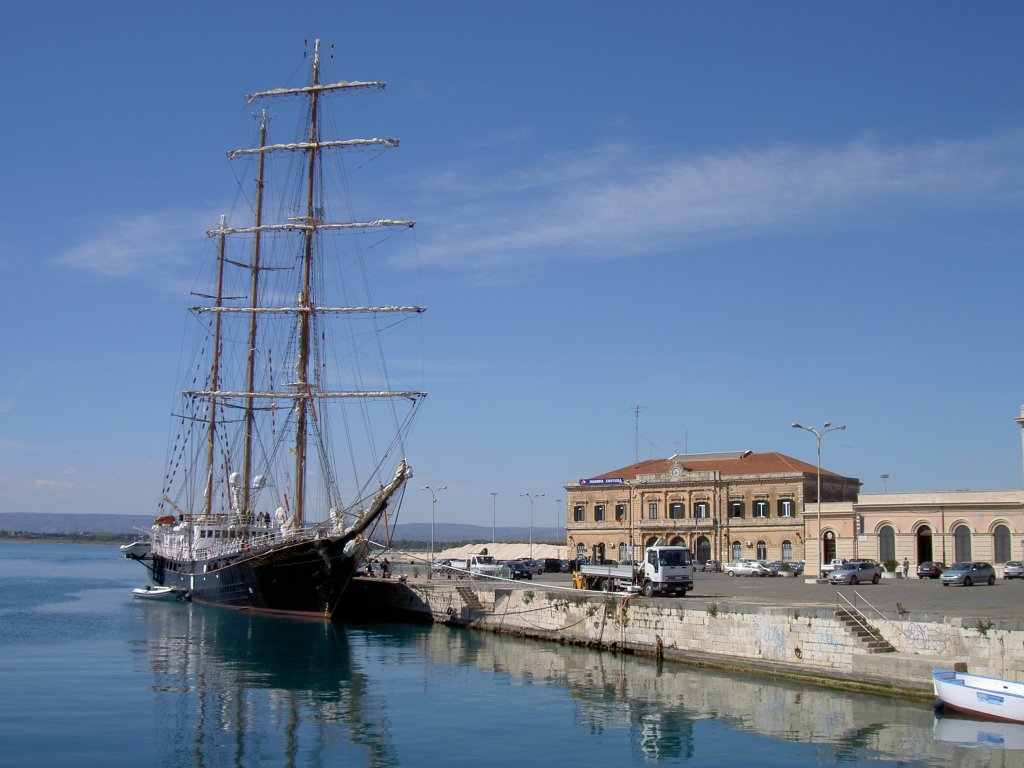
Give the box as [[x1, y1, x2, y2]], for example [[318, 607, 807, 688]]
[[140, 604, 1022, 767], [140, 605, 396, 767]]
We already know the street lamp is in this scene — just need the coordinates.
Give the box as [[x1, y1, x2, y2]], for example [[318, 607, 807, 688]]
[[521, 492, 544, 560], [880, 473, 889, 493], [422, 485, 446, 575], [791, 421, 846, 578], [490, 492, 498, 547]]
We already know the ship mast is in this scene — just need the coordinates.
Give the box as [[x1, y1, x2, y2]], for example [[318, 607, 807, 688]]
[[241, 111, 268, 523], [189, 40, 426, 528], [205, 216, 228, 518], [293, 41, 323, 529]]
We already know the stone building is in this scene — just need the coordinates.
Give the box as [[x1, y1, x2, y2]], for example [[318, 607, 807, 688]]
[[564, 451, 861, 569], [828, 491, 1024, 570]]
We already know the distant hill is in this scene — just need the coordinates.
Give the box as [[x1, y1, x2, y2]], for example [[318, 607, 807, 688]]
[[0, 513, 564, 543], [0, 513, 153, 535]]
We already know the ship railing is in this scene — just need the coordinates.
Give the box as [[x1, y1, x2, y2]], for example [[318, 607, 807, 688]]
[[150, 515, 356, 560]]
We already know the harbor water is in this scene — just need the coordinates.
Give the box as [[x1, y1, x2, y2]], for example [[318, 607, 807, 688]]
[[0, 542, 1019, 767]]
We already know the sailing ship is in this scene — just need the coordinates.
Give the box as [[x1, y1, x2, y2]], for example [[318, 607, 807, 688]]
[[124, 40, 425, 618]]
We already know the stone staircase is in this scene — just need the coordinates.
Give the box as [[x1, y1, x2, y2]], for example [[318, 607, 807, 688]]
[[456, 585, 485, 612], [835, 608, 897, 654]]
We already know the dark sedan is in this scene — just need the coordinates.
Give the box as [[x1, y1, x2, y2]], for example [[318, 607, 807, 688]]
[[500, 561, 532, 580], [916, 561, 944, 579]]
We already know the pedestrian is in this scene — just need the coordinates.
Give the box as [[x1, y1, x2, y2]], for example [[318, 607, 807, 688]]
[[902, 557, 909, 578]]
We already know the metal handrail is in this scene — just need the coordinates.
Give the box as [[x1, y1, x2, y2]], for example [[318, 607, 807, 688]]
[[836, 589, 907, 641]]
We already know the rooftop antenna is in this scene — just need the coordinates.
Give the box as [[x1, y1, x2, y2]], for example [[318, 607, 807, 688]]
[[631, 401, 646, 464]]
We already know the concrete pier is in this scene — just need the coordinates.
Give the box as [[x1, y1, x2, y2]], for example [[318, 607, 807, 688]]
[[345, 575, 1023, 699]]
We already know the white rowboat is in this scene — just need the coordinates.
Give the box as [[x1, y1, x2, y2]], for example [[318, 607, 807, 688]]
[[933, 668, 1024, 723], [132, 585, 181, 601]]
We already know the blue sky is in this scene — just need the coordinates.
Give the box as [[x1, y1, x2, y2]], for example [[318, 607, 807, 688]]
[[2, 1, 1023, 530]]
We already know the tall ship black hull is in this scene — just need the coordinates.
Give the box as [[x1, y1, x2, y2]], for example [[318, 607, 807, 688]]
[[154, 537, 354, 617]]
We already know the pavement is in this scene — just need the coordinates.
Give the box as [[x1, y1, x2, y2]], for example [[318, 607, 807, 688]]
[[521, 570, 1024, 622]]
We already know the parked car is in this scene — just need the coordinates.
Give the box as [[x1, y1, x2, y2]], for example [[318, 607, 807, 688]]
[[764, 561, 783, 576], [723, 560, 743, 576], [500, 561, 532, 580], [916, 561, 945, 579], [786, 561, 805, 576], [701, 560, 722, 573], [1002, 561, 1024, 580], [940, 562, 996, 587], [538, 558, 563, 573], [828, 561, 882, 585], [725, 560, 769, 577]]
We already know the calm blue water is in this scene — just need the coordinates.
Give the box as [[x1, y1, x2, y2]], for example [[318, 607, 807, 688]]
[[0, 542, 1017, 767]]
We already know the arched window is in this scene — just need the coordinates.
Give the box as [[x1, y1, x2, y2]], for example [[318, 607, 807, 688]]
[[879, 525, 895, 563], [756, 540, 767, 560], [994, 524, 1011, 563], [618, 542, 630, 563], [954, 524, 972, 562], [576, 542, 586, 562], [731, 541, 742, 561], [592, 542, 606, 563], [781, 540, 793, 561], [695, 536, 711, 563]]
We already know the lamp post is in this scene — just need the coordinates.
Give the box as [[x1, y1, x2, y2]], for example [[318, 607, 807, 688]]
[[880, 473, 889, 493], [490, 492, 498, 547], [791, 421, 846, 577], [521, 492, 544, 560], [423, 484, 446, 576]]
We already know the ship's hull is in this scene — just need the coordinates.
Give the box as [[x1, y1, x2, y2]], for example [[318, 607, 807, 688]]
[[150, 535, 358, 618]]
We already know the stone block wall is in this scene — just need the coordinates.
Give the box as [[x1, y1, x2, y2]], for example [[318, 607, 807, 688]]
[[354, 581, 1023, 688]]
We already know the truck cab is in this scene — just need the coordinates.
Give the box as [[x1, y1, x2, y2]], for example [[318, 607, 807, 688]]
[[641, 545, 695, 596], [576, 543, 694, 597]]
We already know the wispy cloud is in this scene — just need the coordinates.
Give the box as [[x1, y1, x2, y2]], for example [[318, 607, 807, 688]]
[[54, 133, 1024, 286], [0, 374, 34, 415], [55, 210, 211, 287], [26, 479, 75, 491], [409, 132, 1024, 273]]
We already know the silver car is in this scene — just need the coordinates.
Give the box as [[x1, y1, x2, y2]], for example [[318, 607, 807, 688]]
[[828, 561, 882, 585], [1002, 561, 1023, 580], [940, 562, 996, 587]]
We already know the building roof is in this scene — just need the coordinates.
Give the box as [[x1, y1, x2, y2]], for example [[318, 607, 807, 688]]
[[582, 451, 852, 483]]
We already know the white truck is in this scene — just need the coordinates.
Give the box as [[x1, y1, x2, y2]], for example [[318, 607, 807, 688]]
[[575, 544, 695, 597], [445, 553, 502, 579], [819, 558, 844, 578]]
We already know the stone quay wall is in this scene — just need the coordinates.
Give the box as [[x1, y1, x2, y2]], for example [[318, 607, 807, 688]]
[[348, 579, 1024, 696]]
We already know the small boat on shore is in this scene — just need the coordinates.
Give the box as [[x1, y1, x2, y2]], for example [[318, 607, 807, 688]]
[[933, 668, 1024, 723], [132, 585, 181, 601]]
